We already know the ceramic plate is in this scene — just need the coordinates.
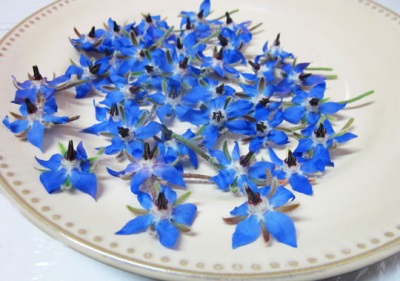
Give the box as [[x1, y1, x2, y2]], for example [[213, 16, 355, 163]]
[[0, 0, 399, 280]]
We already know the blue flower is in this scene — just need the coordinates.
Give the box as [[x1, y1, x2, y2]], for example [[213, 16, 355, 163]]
[[107, 143, 186, 194], [283, 82, 346, 125], [210, 141, 274, 193], [115, 186, 197, 248], [224, 185, 297, 248], [12, 65, 68, 104], [35, 140, 97, 199], [3, 96, 77, 151], [294, 121, 357, 169], [269, 148, 324, 195], [70, 26, 107, 52], [255, 34, 293, 64]]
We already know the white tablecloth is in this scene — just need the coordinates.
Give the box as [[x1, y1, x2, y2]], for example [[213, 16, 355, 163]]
[[0, 1, 400, 280]]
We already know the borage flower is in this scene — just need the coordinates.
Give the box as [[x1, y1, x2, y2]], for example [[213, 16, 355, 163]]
[[35, 140, 98, 199], [116, 186, 197, 248], [3, 95, 78, 151], [223, 185, 297, 248], [107, 143, 185, 194]]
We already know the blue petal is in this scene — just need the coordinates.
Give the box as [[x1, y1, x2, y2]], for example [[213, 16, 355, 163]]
[[309, 82, 326, 100], [289, 173, 313, 195], [39, 169, 67, 193], [269, 186, 295, 208], [269, 130, 289, 145], [35, 154, 62, 170], [334, 132, 357, 143], [248, 161, 275, 179], [231, 141, 240, 161], [210, 169, 235, 191], [155, 220, 179, 248], [138, 192, 153, 210], [135, 121, 160, 140], [130, 169, 152, 194], [199, 0, 211, 17], [306, 112, 321, 125], [283, 106, 305, 124], [172, 203, 197, 226], [268, 148, 283, 166], [319, 102, 346, 115], [161, 185, 177, 204], [232, 215, 261, 249], [294, 139, 314, 153], [115, 214, 153, 234], [230, 202, 249, 216], [26, 121, 45, 151], [265, 211, 297, 247], [147, 91, 166, 104], [70, 170, 97, 199], [154, 166, 185, 187], [3, 117, 29, 133]]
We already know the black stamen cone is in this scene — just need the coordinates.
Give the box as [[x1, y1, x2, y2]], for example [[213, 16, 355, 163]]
[[155, 191, 169, 210], [218, 34, 228, 47], [212, 111, 224, 122], [88, 26, 96, 38], [24, 98, 37, 114], [186, 17, 192, 30], [259, 98, 270, 107], [89, 63, 101, 75], [176, 38, 183, 50], [65, 140, 76, 161], [179, 57, 189, 69], [129, 85, 141, 95], [225, 12, 233, 24], [139, 50, 145, 57], [273, 33, 281, 46], [248, 60, 260, 72], [161, 125, 173, 141], [113, 20, 120, 33], [215, 48, 223, 60], [284, 150, 297, 167], [256, 122, 267, 132], [118, 127, 130, 138], [245, 185, 262, 205], [145, 14, 153, 23], [145, 65, 154, 73], [216, 84, 224, 95], [109, 103, 119, 117], [239, 151, 254, 167], [309, 97, 319, 107], [197, 9, 204, 19], [299, 73, 312, 81], [32, 65, 43, 81], [315, 123, 327, 138]]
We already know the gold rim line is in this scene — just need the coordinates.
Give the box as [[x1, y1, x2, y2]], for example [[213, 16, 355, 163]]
[[0, 0, 400, 279]]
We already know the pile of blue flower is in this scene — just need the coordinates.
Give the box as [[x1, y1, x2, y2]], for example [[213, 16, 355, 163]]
[[2, 0, 372, 249]]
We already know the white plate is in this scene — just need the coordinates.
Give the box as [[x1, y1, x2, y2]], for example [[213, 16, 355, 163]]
[[0, 0, 399, 280]]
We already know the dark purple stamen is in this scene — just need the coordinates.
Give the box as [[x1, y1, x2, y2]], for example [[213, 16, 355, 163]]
[[212, 111, 224, 122], [259, 98, 270, 107], [309, 97, 319, 107], [179, 57, 189, 69], [89, 63, 101, 75], [118, 127, 130, 138], [32, 65, 43, 81], [315, 123, 327, 138], [109, 103, 119, 117], [161, 125, 173, 141], [197, 9, 204, 19], [248, 60, 260, 72], [143, 143, 158, 160], [239, 151, 254, 167], [88, 26, 96, 38], [256, 122, 267, 132], [218, 34, 228, 47], [225, 12, 233, 24], [284, 150, 297, 167], [113, 20, 120, 33], [145, 14, 153, 23], [215, 48, 223, 60], [64, 140, 77, 161], [24, 98, 37, 114], [245, 186, 262, 205], [176, 38, 183, 50], [186, 17, 192, 30], [215, 84, 224, 95], [273, 33, 281, 46], [145, 65, 154, 73], [155, 191, 169, 210], [299, 73, 312, 81]]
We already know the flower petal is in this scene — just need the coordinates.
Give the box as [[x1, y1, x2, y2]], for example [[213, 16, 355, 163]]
[[26, 121, 45, 151], [115, 214, 154, 234], [265, 211, 297, 247], [172, 203, 197, 226], [270, 186, 295, 208], [232, 215, 261, 249], [154, 166, 185, 188], [289, 173, 313, 195], [130, 169, 152, 194], [155, 219, 179, 248], [39, 169, 67, 193], [70, 170, 97, 199]]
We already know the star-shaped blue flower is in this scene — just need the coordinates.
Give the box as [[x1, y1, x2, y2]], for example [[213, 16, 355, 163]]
[[115, 186, 197, 248]]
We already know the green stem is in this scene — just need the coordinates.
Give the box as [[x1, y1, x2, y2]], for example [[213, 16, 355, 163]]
[[324, 74, 338, 80], [339, 90, 374, 104], [193, 30, 221, 49], [306, 67, 333, 71], [213, 9, 239, 20], [182, 173, 211, 180], [249, 22, 263, 32], [171, 132, 211, 161]]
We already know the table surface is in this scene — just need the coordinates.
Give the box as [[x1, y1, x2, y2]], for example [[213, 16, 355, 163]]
[[1, 1, 400, 280]]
